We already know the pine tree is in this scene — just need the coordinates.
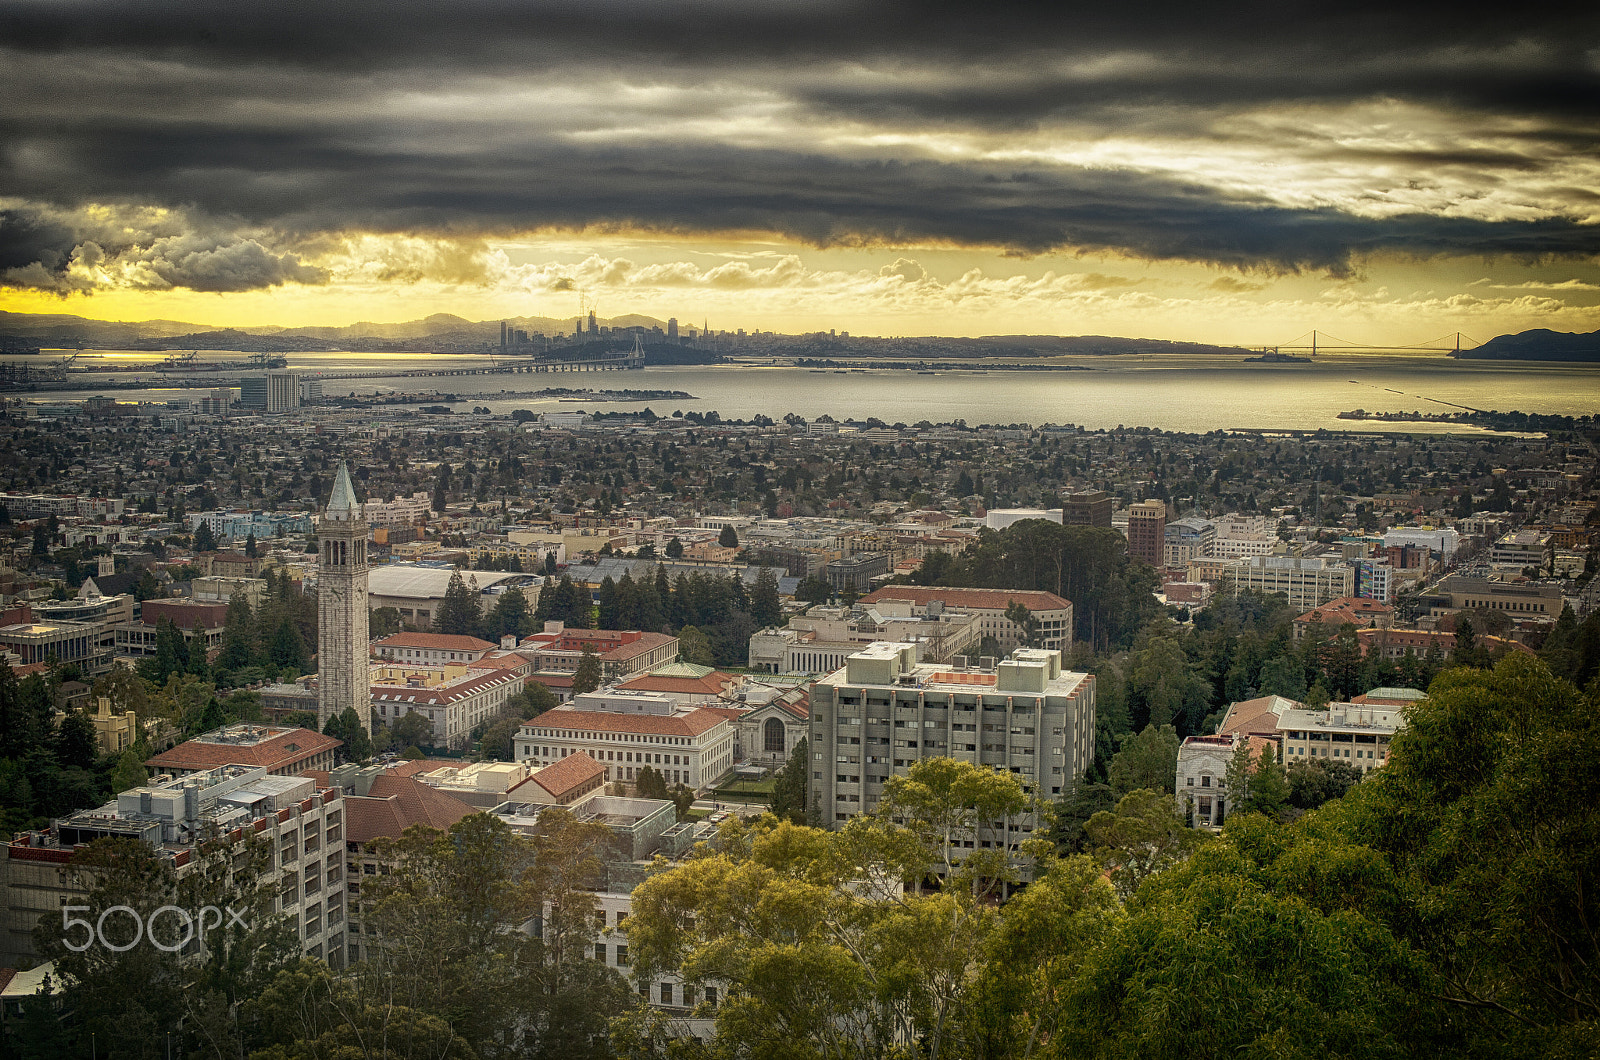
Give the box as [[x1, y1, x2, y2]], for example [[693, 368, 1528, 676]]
[[324, 706, 372, 764], [768, 736, 808, 823], [218, 592, 259, 670], [268, 617, 308, 674], [433, 569, 481, 636], [483, 587, 532, 642], [634, 765, 669, 800], [245, 532, 258, 558], [571, 646, 603, 695], [750, 567, 783, 628], [597, 576, 619, 630], [1244, 743, 1289, 818], [665, 536, 684, 559], [718, 525, 739, 548], [192, 521, 217, 553]]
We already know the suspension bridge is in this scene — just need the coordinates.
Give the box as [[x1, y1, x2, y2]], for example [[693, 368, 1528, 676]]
[[1254, 330, 1487, 356]]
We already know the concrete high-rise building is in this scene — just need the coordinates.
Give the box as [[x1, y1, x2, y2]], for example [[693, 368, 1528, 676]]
[[1127, 500, 1167, 566], [317, 462, 371, 735], [243, 370, 302, 413], [266, 370, 301, 413], [810, 643, 1096, 869], [500, 321, 509, 347], [1061, 490, 1113, 527], [300, 378, 324, 405], [667, 317, 679, 342]]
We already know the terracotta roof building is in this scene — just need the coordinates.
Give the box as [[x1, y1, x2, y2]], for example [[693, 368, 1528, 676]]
[[373, 631, 497, 665], [333, 763, 478, 966], [1294, 597, 1395, 640], [1356, 627, 1533, 662], [145, 725, 341, 778], [616, 663, 744, 705], [370, 666, 528, 751], [506, 752, 607, 808], [515, 626, 679, 684], [342, 774, 478, 844], [514, 692, 736, 791]]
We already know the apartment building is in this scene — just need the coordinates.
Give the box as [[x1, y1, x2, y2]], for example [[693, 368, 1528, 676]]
[[1209, 555, 1356, 612], [514, 690, 737, 789], [1126, 500, 1167, 566], [809, 643, 1095, 851], [857, 586, 1073, 654], [1489, 529, 1552, 569], [3, 765, 346, 966], [1060, 490, 1113, 528]]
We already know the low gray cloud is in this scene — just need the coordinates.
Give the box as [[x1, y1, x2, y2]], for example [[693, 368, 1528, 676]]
[[127, 234, 327, 292]]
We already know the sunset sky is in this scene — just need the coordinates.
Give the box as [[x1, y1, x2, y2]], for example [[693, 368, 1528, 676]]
[[1, 2, 1597, 345]]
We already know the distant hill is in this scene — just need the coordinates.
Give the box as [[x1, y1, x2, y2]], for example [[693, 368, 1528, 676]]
[[1461, 329, 1600, 361]]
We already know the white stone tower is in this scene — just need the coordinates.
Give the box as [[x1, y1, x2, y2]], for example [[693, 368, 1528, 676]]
[[317, 461, 371, 735]]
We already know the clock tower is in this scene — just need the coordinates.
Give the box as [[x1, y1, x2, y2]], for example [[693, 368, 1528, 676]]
[[317, 461, 371, 735]]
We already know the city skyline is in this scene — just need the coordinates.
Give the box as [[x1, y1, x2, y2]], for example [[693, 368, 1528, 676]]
[[1, 4, 1598, 345]]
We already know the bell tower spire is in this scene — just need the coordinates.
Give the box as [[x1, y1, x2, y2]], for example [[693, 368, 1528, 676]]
[[317, 460, 370, 736]]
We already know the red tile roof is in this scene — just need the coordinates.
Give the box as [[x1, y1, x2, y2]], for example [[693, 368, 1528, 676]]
[[370, 669, 524, 707], [521, 752, 605, 799], [377, 632, 497, 653], [345, 775, 477, 844], [859, 586, 1072, 612], [616, 671, 738, 696], [523, 706, 729, 738], [147, 727, 340, 772], [1296, 597, 1395, 626], [384, 757, 462, 778], [517, 630, 677, 662], [1218, 696, 1296, 738]]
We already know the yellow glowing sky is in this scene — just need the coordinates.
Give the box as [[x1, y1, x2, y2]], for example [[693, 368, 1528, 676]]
[[6, 231, 1598, 347]]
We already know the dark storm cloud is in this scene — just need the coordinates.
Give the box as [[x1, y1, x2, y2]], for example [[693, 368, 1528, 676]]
[[0, 209, 77, 272], [1, 1, 1597, 291]]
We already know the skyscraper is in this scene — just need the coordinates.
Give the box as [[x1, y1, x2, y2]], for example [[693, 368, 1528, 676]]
[[667, 317, 678, 342], [317, 462, 371, 735]]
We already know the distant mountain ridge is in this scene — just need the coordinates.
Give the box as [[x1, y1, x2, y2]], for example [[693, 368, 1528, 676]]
[[1, 310, 1591, 358], [1459, 329, 1600, 362]]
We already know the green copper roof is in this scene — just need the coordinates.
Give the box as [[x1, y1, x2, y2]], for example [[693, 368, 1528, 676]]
[[650, 661, 716, 678], [327, 461, 361, 512]]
